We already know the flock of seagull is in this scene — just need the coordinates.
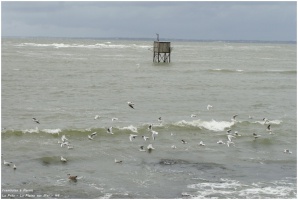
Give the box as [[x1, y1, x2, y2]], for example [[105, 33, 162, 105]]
[[2, 102, 293, 181]]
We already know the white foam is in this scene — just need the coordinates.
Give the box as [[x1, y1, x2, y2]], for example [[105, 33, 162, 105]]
[[120, 125, 138, 133], [22, 127, 39, 133], [175, 119, 234, 132], [42, 129, 61, 134]]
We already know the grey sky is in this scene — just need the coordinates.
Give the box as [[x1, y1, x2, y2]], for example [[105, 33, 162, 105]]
[[1, 1, 297, 41]]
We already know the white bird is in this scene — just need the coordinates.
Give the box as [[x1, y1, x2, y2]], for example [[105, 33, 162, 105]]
[[227, 141, 235, 147], [217, 140, 225, 144], [158, 117, 162, 123], [227, 135, 235, 142], [13, 164, 17, 170], [139, 146, 146, 152], [234, 131, 241, 136], [226, 129, 232, 134], [88, 135, 94, 140], [32, 117, 40, 124], [147, 144, 155, 150], [266, 125, 273, 134], [284, 149, 292, 154], [60, 141, 69, 147], [199, 141, 205, 146], [181, 139, 187, 144], [61, 156, 67, 162], [142, 136, 149, 141], [114, 159, 123, 163], [94, 115, 100, 120], [253, 133, 261, 139], [151, 130, 158, 140], [191, 114, 197, 118], [171, 145, 177, 149], [90, 132, 97, 137], [232, 114, 238, 121], [127, 102, 135, 109], [61, 135, 68, 142], [263, 118, 269, 124], [207, 105, 213, 110], [129, 134, 138, 142], [3, 160, 12, 166], [67, 145, 74, 150], [107, 127, 114, 134]]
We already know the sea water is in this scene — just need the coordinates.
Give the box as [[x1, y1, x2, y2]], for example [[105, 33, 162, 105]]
[[1, 38, 297, 198]]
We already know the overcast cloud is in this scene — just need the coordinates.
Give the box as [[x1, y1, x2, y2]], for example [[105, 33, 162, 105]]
[[1, 1, 297, 41]]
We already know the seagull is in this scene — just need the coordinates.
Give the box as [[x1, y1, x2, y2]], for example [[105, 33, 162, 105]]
[[90, 132, 97, 137], [148, 124, 153, 131], [3, 160, 12, 166], [249, 115, 253, 119], [142, 136, 149, 141], [67, 145, 74, 150], [190, 114, 197, 118], [61, 156, 67, 162], [234, 131, 241, 136], [114, 159, 123, 163], [227, 141, 235, 147], [199, 141, 205, 146], [217, 140, 225, 144], [107, 127, 114, 134], [13, 164, 17, 170], [232, 115, 238, 121], [227, 135, 235, 142], [129, 134, 138, 142], [112, 118, 118, 121], [61, 135, 68, 142], [181, 139, 187, 144], [67, 174, 77, 181], [139, 146, 146, 152], [158, 117, 162, 123], [88, 134, 94, 140], [207, 105, 213, 110], [60, 141, 69, 147], [127, 102, 135, 109], [151, 130, 158, 140], [171, 145, 177, 149], [253, 133, 261, 139], [226, 129, 232, 134], [263, 118, 269, 124], [94, 115, 100, 120], [266, 125, 272, 133], [147, 144, 155, 150], [32, 117, 40, 124], [284, 149, 292, 154]]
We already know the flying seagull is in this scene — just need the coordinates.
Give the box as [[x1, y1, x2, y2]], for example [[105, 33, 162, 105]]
[[32, 118, 40, 124], [129, 134, 138, 142], [107, 127, 114, 134], [127, 102, 135, 109]]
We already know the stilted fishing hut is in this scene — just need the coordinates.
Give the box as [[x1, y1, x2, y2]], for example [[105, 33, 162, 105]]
[[153, 34, 172, 63]]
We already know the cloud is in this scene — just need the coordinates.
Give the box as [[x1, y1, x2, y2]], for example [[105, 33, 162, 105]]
[[1, 1, 296, 41]]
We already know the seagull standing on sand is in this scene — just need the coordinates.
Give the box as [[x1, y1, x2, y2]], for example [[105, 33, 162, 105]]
[[127, 102, 135, 109], [32, 118, 40, 124]]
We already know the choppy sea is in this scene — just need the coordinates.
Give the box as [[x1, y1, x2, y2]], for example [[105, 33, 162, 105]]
[[1, 38, 297, 198]]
